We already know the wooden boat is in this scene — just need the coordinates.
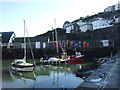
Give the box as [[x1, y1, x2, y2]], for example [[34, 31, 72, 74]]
[[11, 20, 35, 72]]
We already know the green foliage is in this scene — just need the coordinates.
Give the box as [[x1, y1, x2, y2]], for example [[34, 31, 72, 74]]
[[84, 10, 120, 22]]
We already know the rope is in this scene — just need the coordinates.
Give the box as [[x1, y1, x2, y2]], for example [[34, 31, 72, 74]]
[[25, 27, 36, 65]]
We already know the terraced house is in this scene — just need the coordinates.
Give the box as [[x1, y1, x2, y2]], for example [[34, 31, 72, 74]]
[[0, 32, 16, 48]]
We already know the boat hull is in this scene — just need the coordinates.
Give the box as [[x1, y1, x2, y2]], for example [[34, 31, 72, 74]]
[[66, 56, 84, 63], [40, 57, 68, 64], [11, 65, 35, 72], [40, 60, 68, 64]]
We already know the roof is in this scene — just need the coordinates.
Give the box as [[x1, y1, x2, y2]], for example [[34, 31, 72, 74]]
[[80, 23, 92, 27], [117, 1, 120, 4], [34, 35, 49, 42], [0, 32, 15, 43], [115, 14, 120, 18], [14, 37, 34, 43]]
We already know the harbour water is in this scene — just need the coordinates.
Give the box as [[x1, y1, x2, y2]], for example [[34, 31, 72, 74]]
[[2, 59, 97, 88]]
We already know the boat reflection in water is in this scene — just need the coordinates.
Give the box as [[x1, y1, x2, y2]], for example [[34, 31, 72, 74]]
[[9, 69, 36, 88], [2, 61, 96, 88]]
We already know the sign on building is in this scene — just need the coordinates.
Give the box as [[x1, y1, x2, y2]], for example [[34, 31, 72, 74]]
[[101, 40, 109, 47], [43, 43, 46, 48], [21, 43, 24, 48], [35, 42, 40, 49]]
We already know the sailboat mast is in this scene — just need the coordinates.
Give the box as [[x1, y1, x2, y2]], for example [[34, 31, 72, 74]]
[[54, 19, 59, 54], [52, 27, 54, 41], [24, 20, 26, 62]]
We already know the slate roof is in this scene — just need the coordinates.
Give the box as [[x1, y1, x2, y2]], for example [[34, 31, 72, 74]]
[[115, 14, 120, 18], [0, 32, 15, 43], [14, 37, 34, 43], [34, 35, 49, 42]]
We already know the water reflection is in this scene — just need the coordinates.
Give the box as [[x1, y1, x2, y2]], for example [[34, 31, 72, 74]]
[[2, 61, 96, 88]]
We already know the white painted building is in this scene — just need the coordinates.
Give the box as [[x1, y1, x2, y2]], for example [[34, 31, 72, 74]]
[[80, 23, 93, 32], [66, 24, 73, 33], [63, 21, 72, 33], [104, 5, 115, 12], [63, 21, 70, 29], [0, 32, 16, 48], [115, 1, 120, 10], [76, 21, 86, 27], [64, 20, 87, 33], [91, 18, 113, 30], [114, 14, 120, 23]]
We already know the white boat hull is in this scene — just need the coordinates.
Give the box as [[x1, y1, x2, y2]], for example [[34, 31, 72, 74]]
[[11, 66, 34, 72]]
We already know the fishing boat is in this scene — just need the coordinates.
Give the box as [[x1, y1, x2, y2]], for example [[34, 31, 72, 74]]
[[11, 20, 35, 72], [64, 52, 84, 63]]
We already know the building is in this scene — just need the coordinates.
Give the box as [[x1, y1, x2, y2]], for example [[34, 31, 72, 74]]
[[65, 23, 73, 33], [76, 20, 86, 26], [13, 37, 35, 48], [70, 23, 79, 33], [63, 21, 71, 29], [91, 18, 113, 30], [0, 32, 16, 48], [114, 14, 120, 23], [63, 21, 72, 33], [104, 5, 115, 12], [115, 1, 120, 10], [63, 20, 87, 33], [80, 23, 93, 32]]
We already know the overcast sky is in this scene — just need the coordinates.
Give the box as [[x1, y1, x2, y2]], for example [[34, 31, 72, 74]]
[[0, 0, 120, 37]]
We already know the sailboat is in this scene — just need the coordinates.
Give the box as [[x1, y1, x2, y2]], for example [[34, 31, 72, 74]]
[[40, 19, 68, 64], [11, 20, 35, 72], [63, 47, 84, 63], [52, 19, 84, 63]]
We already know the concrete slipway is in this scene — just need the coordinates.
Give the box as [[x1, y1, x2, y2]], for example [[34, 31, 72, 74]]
[[75, 52, 120, 90]]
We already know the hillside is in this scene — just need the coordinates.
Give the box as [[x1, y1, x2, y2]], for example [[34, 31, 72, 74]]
[[14, 10, 120, 45], [82, 10, 120, 22], [34, 23, 120, 47]]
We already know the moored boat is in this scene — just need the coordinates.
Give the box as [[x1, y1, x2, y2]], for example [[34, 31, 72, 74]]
[[11, 20, 35, 72], [40, 57, 68, 64], [11, 59, 35, 72], [64, 52, 84, 63]]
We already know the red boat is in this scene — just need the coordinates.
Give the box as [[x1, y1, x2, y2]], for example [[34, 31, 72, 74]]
[[64, 52, 84, 63]]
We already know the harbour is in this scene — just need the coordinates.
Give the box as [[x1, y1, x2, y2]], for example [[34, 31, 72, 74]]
[[1, 1, 120, 89], [2, 59, 97, 89]]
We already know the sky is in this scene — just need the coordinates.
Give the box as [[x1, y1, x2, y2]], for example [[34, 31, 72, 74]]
[[0, 0, 120, 37]]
